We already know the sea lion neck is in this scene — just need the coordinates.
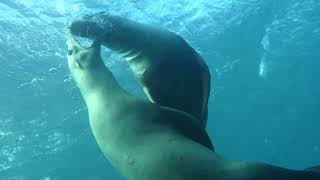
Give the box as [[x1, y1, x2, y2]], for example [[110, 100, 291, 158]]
[[75, 66, 126, 108]]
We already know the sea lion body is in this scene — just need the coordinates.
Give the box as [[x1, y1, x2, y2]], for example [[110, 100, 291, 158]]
[[66, 38, 217, 180], [69, 13, 211, 129]]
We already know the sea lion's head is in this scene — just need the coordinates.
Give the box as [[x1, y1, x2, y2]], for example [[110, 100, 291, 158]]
[[66, 37, 104, 90], [67, 37, 102, 72], [68, 12, 120, 39]]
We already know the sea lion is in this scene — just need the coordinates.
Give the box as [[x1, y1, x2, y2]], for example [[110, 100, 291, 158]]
[[66, 36, 216, 178], [65, 37, 319, 180], [68, 12, 211, 129], [66, 14, 320, 180]]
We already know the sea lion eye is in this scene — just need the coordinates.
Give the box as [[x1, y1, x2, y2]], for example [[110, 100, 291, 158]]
[[68, 49, 73, 55]]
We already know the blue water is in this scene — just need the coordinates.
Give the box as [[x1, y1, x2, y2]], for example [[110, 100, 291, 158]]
[[0, 0, 319, 179]]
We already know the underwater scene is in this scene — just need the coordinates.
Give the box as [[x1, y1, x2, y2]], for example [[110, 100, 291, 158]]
[[0, 0, 320, 179]]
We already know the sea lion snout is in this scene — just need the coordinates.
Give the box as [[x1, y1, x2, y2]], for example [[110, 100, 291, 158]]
[[66, 38, 80, 54], [66, 36, 103, 72], [69, 12, 124, 42], [69, 19, 106, 39]]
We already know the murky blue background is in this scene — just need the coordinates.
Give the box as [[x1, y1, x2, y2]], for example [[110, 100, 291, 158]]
[[0, 0, 319, 179]]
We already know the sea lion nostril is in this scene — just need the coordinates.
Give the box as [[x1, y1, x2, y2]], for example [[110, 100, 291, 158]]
[[68, 49, 73, 55]]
